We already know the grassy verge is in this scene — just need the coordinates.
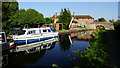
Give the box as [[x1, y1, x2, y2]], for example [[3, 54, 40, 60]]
[[56, 29, 68, 32]]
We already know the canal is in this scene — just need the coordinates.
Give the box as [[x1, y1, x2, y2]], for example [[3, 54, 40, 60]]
[[4, 31, 93, 68]]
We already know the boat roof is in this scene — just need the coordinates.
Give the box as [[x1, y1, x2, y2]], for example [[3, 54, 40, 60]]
[[23, 27, 51, 31]]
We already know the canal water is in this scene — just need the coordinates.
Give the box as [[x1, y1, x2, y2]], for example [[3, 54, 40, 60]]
[[4, 31, 93, 68]]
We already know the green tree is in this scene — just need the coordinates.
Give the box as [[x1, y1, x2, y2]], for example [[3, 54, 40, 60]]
[[59, 8, 72, 29], [45, 17, 54, 24], [109, 19, 114, 23], [2, 2, 19, 34], [9, 9, 45, 29], [2, 2, 19, 22], [98, 18, 106, 22], [113, 20, 120, 30]]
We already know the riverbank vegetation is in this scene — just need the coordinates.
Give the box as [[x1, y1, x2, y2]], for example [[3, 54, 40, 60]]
[[113, 20, 120, 30], [72, 30, 114, 68]]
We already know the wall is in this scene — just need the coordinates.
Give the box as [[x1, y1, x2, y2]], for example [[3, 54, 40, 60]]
[[77, 22, 114, 30]]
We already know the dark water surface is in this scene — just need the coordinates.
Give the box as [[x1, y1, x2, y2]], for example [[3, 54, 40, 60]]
[[4, 31, 93, 68]]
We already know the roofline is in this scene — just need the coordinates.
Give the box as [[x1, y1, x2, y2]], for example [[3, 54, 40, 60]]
[[51, 15, 94, 19]]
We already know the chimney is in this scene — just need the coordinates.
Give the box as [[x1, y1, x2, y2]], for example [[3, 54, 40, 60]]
[[72, 11, 74, 17], [54, 12, 57, 23], [55, 12, 57, 19]]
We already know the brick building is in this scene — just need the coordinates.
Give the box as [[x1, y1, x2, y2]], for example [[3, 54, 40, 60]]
[[51, 14, 94, 28], [51, 15, 94, 23]]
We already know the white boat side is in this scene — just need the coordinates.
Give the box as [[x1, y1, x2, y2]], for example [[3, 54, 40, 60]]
[[12, 27, 58, 44]]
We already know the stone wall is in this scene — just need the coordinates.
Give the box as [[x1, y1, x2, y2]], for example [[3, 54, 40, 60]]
[[78, 22, 114, 30]]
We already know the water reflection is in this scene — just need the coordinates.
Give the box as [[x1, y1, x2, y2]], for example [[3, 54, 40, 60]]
[[8, 50, 45, 65], [70, 31, 93, 40], [3, 31, 93, 67], [58, 31, 93, 52], [3, 41, 57, 68], [59, 34, 71, 52]]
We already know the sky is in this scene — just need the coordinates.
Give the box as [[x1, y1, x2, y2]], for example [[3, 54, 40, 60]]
[[18, 2, 118, 21], [118, 2, 120, 17], [17, 0, 119, 2]]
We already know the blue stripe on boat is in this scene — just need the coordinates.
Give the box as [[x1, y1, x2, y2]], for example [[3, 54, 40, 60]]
[[40, 37, 53, 41], [15, 36, 58, 45], [54, 36, 58, 38], [15, 39, 40, 44]]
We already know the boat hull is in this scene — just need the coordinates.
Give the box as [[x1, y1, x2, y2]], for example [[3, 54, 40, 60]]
[[14, 36, 58, 45]]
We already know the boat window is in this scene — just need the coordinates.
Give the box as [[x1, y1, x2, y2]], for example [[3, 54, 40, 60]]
[[28, 31, 31, 35], [48, 29, 51, 32], [39, 30, 41, 33], [43, 30, 47, 32], [33, 30, 35, 34], [27, 30, 36, 35], [30, 31, 33, 34]]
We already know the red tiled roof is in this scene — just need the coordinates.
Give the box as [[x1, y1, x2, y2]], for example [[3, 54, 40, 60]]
[[73, 15, 94, 19], [51, 15, 94, 19]]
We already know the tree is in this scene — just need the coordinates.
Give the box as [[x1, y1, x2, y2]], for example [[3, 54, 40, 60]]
[[2, 2, 19, 34], [9, 9, 45, 28], [2, 2, 19, 22], [45, 17, 54, 24], [113, 20, 120, 30], [59, 8, 72, 29], [109, 19, 114, 23], [98, 18, 106, 22]]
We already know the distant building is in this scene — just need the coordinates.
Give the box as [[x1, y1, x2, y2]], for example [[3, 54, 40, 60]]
[[72, 15, 94, 23], [51, 13, 94, 28], [51, 15, 94, 23]]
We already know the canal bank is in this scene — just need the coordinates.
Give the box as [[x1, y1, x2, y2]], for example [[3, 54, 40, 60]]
[[70, 30, 120, 68], [58, 28, 94, 34], [70, 30, 111, 68]]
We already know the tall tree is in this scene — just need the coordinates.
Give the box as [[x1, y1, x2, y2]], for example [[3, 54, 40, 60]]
[[2, 2, 19, 34], [2, 2, 19, 22], [59, 8, 72, 29]]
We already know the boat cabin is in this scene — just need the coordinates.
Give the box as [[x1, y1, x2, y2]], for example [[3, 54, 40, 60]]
[[23, 28, 53, 35]]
